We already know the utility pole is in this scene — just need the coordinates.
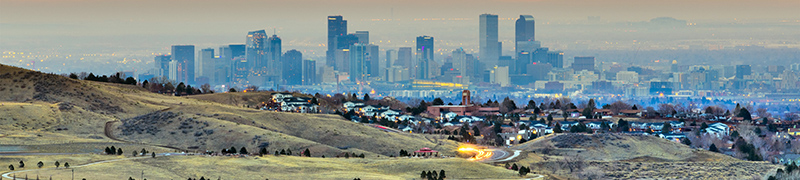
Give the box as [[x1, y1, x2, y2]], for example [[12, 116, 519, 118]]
[[141, 170, 144, 180], [71, 169, 74, 180]]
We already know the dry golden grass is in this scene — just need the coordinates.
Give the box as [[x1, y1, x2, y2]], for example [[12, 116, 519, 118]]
[[2, 64, 458, 158], [25, 155, 530, 180]]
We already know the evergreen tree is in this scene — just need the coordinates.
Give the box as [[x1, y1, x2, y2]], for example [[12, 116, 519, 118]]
[[240, 147, 248, 155], [553, 122, 563, 133], [738, 108, 752, 120], [421, 171, 427, 178], [55, 161, 60, 168], [432, 98, 445, 105], [287, 149, 293, 155], [345, 153, 350, 158], [260, 147, 268, 156], [105, 147, 111, 154], [125, 77, 137, 85], [681, 138, 692, 146], [439, 170, 446, 179], [661, 123, 672, 134], [230, 147, 237, 154], [64, 162, 70, 168], [709, 144, 719, 152], [631, 105, 638, 110], [363, 94, 371, 101], [37, 161, 43, 168], [511, 163, 518, 171], [280, 149, 286, 155], [152, 152, 156, 158], [8, 165, 13, 171], [303, 148, 311, 157], [117, 148, 123, 155], [582, 108, 594, 119]]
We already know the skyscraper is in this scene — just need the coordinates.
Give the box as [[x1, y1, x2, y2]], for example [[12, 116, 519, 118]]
[[302, 59, 316, 85], [354, 31, 369, 44], [327, 15, 347, 67], [267, 34, 282, 78], [547, 51, 564, 68], [515, 15, 538, 55], [416, 36, 434, 63], [171, 45, 195, 84], [479, 14, 500, 65], [366, 44, 380, 77], [349, 43, 368, 82], [196, 48, 215, 83], [397, 47, 414, 74], [155, 55, 171, 78], [515, 15, 536, 43], [246, 30, 267, 71], [282, 50, 303, 85]]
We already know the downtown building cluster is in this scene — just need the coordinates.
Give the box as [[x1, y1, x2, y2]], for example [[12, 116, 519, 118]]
[[142, 14, 800, 100]]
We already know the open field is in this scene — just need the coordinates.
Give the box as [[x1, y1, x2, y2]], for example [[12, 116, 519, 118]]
[[14, 155, 532, 180]]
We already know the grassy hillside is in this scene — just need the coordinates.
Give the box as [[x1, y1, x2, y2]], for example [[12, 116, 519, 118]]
[[509, 133, 778, 179], [1, 64, 457, 157], [513, 133, 738, 162], [23, 156, 529, 180]]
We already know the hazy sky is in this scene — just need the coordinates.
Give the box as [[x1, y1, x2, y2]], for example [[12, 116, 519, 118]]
[[2, 0, 799, 53]]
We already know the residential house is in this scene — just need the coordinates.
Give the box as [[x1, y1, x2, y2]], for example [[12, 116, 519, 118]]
[[587, 121, 615, 130], [775, 154, 800, 165], [659, 133, 686, 142], [619, 110, 642, 117], [559, 121, 580, 131], [704, 122, 730, 137], [271, 93, 293, 102], [343, 101, 365, 111]]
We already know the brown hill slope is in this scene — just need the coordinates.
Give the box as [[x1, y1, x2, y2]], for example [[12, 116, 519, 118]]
[[1, 64, 457, 157], [513, 133, 737, 162]]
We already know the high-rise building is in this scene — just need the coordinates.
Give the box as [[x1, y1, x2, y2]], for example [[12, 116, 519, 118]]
[[382, 49, 397, 79], [515, 51, 531, 74], [491, 66, 510, 87], [397, 47, 414, 74], [335, 34, 359, 50], [545, 51, 563, 69], [736, 65, 751, 79], [479, 14, 500, 65], [416, 55, 429, 80], [354, 31, 369, 44], [196, 48, 215, 83], [327, 15, 347, 67], [515, 15, 536, 55], [671, 60, 679, 72], [171, 45, 195, 84], [246, 30, 267, 71], [155, 55, 171, 78], [349, 44, 368, 82], [366, 44, 380, 77], [416, 36, 434, 63], [452, 48, 468, 77], [302, 59, 316, 85], [282, 50, 303, 85], [267, 34, 282, 78], [572, 56, 594, 71]]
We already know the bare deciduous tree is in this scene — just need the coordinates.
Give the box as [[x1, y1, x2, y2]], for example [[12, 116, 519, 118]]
[[608, 101, 632, 115]]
